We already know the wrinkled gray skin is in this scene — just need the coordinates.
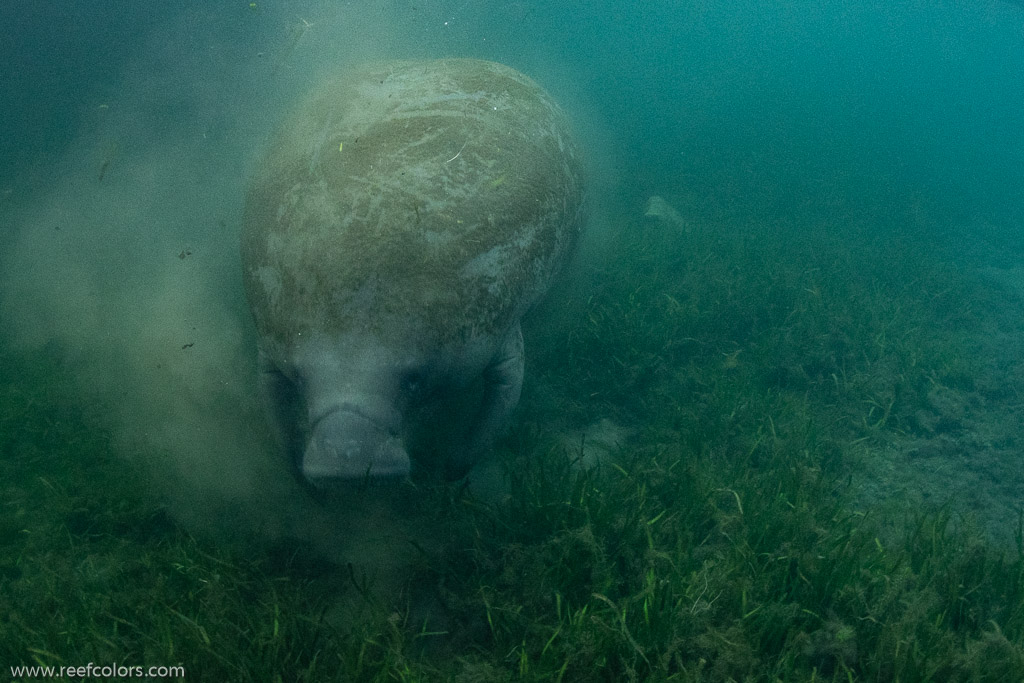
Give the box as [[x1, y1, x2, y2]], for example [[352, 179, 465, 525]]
[[241, 59, 585, 485]]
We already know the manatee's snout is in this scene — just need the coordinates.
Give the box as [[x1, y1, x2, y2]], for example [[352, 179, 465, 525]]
[[302, 409, 410, 485]]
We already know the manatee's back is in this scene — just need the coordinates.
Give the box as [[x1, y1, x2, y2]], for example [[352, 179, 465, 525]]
[[241, 58, 586, 358]]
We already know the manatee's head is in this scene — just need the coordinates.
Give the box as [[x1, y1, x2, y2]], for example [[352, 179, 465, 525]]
[[275, 334, 424, 487], [273, 331, 481, 488]]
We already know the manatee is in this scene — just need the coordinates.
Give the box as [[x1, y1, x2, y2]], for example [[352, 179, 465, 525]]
[[241, 58, 585, 485]]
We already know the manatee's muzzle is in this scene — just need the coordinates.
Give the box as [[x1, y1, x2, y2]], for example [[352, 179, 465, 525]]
[[302, 408, 410, 484]]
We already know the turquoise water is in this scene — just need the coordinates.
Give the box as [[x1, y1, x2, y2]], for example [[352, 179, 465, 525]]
[[4, 1, 1022, 226]]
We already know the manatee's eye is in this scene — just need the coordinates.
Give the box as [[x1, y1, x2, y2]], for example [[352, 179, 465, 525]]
[[288, 369, 306, 393], [401, 368, 426, 395]]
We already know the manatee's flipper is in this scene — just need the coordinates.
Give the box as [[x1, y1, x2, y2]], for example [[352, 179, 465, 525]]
[[258, 350, 305, 475], [450, 323, 524, 478]]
